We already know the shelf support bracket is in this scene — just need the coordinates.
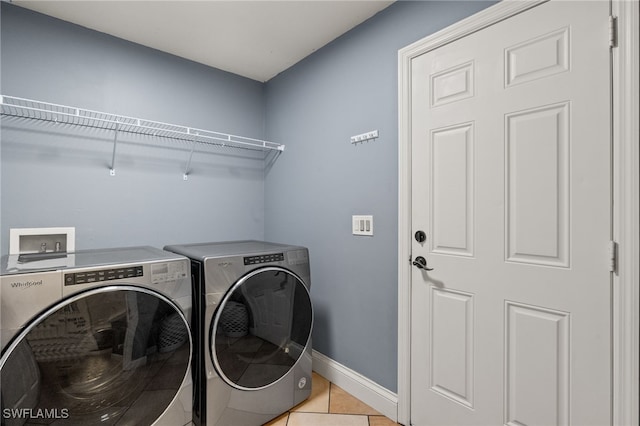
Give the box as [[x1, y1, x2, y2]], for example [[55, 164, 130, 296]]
[[183, 136, 197, 181], [110, 122, 120, 176]]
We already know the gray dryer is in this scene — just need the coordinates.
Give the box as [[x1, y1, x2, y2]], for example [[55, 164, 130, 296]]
[[163, 240, 313, 426]]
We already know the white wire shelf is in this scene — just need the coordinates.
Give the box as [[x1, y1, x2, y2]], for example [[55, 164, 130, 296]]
[[0, 95, 285, 179]]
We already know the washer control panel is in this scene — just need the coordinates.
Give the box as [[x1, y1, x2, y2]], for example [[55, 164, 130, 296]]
[[244, 253, 284, 265], [64, 266, 143, 286]]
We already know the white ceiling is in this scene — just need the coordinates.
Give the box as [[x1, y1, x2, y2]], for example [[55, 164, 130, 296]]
[[13, 0, 395, 82]]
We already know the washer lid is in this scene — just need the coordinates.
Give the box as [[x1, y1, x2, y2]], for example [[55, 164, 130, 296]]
[[70, 246, 184, 268], [1, 246, 185, 276], [164, 240, 303, 261]]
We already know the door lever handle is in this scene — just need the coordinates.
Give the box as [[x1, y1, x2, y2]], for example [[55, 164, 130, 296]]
[[412, 256, 433, 271]]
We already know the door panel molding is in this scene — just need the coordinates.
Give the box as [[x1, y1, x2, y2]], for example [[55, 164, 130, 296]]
[[505, 102, 570, 268], [430, 287, 475, 409], [504, 26, 571, 88], [398, 0, 639, 424], [504, 301, 570, 426], [430, 122, 475, 257]]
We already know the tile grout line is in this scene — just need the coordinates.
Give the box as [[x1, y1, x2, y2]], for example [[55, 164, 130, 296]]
[[269, 375, 397, 425]]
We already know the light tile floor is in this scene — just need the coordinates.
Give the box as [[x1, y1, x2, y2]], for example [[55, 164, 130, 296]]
[[264, 372, 400, 426]]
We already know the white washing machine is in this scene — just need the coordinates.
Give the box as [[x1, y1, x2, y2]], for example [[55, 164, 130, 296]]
[[0, 246, 192, 426], [163, 241, 313, 426]]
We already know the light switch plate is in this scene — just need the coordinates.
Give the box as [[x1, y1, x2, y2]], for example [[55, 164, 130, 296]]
[[352, 215, 373, 236]]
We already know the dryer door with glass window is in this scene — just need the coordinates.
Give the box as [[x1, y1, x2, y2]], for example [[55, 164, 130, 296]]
[[0, 286, 191, 426], [211, 266, 312, 390]]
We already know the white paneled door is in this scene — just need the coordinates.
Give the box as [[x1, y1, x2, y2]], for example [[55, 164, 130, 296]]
[[410, 1, 612, 425]]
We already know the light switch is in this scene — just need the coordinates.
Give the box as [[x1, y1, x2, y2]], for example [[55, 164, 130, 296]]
[[352, 215, 373, 236]]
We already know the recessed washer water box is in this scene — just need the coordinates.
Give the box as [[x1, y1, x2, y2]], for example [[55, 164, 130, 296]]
[[9, 227, 75, 255], [8, 227, 76, 270]]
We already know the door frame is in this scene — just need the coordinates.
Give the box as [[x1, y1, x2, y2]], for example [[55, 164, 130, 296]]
[[396, 0, 639, 424]]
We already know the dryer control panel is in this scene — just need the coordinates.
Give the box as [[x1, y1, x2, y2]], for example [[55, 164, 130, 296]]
[[243, 253, 284, 265], [64, 266, 143, 286]]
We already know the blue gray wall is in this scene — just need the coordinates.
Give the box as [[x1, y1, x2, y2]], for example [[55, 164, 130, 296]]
[[1, 3, 267, 254], [1, 1, 495, 394], [264, 1, 495, 392]]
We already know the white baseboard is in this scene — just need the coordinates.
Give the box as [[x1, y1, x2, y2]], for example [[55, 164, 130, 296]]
[[312, 350, 398, 422]]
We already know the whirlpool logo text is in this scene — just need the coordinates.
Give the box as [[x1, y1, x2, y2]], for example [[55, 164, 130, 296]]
[[9, 280, 43, 289]]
